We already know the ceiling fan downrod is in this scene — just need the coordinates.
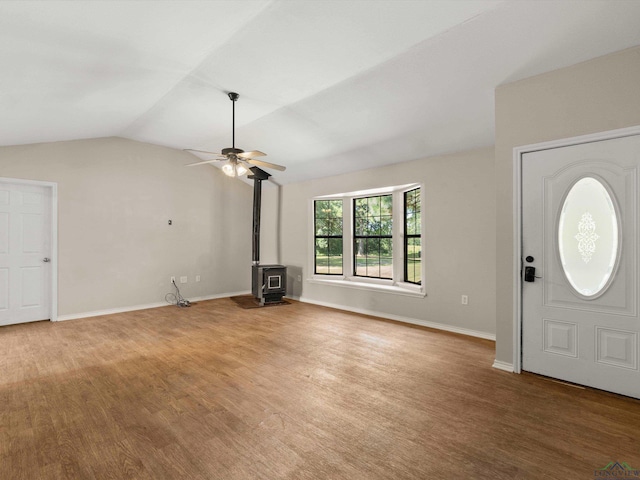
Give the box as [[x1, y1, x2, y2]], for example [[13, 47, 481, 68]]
[[228, 92, 239, 150]]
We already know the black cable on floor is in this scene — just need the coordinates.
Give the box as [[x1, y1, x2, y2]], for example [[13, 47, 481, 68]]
[[165, 280, 191, 307]]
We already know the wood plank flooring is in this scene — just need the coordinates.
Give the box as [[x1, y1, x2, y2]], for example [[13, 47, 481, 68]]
[[1, 298, 639, 479]]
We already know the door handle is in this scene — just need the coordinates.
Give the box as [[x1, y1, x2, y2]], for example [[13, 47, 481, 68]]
[[43, 258, 50, 263], [524, 266, 542, 282]]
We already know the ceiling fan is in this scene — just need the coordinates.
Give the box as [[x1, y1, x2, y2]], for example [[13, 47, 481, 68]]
[[184, 92, 286, 177]]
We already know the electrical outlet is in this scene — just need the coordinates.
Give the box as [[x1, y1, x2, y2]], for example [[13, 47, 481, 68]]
[[180, 276, 188, 284], [170, 276, 176, 284], [195, 275, 201, 282], [461, 295, 468, 305], [297, 275, 302, 282]]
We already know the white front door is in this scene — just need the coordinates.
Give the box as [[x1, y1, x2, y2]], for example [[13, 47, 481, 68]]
[[522, 134, 640, 399], [0, 181, 52, 326]]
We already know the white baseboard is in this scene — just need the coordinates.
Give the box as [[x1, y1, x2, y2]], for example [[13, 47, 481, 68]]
[[55, 291, 498, 347], [492, 360, 514, 373], [55, 290, 251, 322], [292, 295, 496, 341]]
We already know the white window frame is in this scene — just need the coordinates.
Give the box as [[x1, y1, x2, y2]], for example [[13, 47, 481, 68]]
[[309, 183, 426, 297]]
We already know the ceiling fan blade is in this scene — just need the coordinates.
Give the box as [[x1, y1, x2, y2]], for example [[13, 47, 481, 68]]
[[237, 150, 266, 159], [183, 148, 221, 156], [186, 159, 224, 167], [247, 158, 287, 171]]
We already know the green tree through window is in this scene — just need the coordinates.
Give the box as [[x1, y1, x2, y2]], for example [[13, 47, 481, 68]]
[[404, 188, 421, 284], [314, 199, 343, 274], [354, 195, 393, 279]]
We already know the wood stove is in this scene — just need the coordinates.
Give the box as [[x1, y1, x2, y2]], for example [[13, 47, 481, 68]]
[[252, 264, 286, 305]]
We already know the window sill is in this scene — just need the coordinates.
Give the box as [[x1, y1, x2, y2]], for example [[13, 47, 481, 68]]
[[308, 276, 426, 298]]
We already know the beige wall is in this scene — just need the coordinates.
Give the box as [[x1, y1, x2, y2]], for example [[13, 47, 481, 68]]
[[495, 46, 640, 364], [278, 146, 497, 337], [0, 137, 253, 317]]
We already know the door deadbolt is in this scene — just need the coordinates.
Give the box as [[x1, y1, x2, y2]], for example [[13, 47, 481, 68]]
[[43, 258, 50, 263]]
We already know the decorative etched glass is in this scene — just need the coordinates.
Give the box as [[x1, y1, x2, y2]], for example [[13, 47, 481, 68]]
[[558, 177, 618, 297], [575, 212, 599, 263]]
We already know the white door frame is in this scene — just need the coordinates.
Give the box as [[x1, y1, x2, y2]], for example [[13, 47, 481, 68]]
[[0, 177, 58, 322], [512, 125, 640, 374]]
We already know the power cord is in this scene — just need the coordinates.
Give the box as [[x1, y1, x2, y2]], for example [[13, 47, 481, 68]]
[[165, 279, 191, 308]]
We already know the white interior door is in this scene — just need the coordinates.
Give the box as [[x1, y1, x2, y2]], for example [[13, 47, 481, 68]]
[[0, 181, 52, 326], [522, 134, 640, 399]]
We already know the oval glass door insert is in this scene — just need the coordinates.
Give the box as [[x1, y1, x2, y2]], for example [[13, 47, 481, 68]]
[[558, 177, 619, 297]]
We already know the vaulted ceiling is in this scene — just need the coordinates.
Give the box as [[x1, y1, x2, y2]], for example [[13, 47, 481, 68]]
[[2, 1, 640, 183]]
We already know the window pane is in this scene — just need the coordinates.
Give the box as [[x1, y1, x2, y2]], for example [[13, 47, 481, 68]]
[[355, 198, 368, 218], [404, 188, 422, 284], [315, 238, 328, 273], [380, 256, 393, 279], [366, 256, 380, 266], [370, 216, 381, 235], [367, 266, 380, 278], [406, 204, 415, 218], [362, 217, 375, 236], [316, 264, 329, 274], [316, 237, 328, 253], [315, 200, 328, 219], [369, 196, 381, 217], [380, 216, 392, 235], [315, 199, 343, 275], [353, 194, 393, 279], [326, 219, 334, 236], [366, 237, 379, 256], [366, 257, 380, 278], [380, 238, 392, 257], [407, 259, 421, 283], [328, 237, 342, 256], [315, 217, 328, 235], [334, 218, 344, 236], [407, 216, 417, 235], [407, 237, 421, 259], [354, 236, 365, 276], [407, 237, 421, 282], [381, 194, 392, 215], [328, 238, 343, 274], [332, 200, 343, 218]]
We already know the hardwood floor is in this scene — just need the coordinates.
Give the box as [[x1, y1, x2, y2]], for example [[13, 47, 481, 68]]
[[1, 298, 639, 479]]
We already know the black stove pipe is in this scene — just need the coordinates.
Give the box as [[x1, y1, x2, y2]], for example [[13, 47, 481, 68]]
[[248, 167, 271, 264]]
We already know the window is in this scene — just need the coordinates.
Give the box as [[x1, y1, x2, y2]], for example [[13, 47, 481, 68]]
[[311, 184, 424, 297], [404, 188, 421, 284], [314, 199, 343, 274], [354, 195, 393, 279]]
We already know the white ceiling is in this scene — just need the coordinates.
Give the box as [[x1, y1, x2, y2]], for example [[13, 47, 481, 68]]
[[1, 0, 640, 184]]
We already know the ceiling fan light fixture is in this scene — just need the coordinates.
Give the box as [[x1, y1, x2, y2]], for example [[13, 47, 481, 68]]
[[236, 163, 248, 176], [222, 160, 248, 177], [222, 163, 235, 177]]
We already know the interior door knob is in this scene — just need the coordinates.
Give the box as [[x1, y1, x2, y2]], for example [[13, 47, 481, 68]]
[[43, 258, 50, 263]]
